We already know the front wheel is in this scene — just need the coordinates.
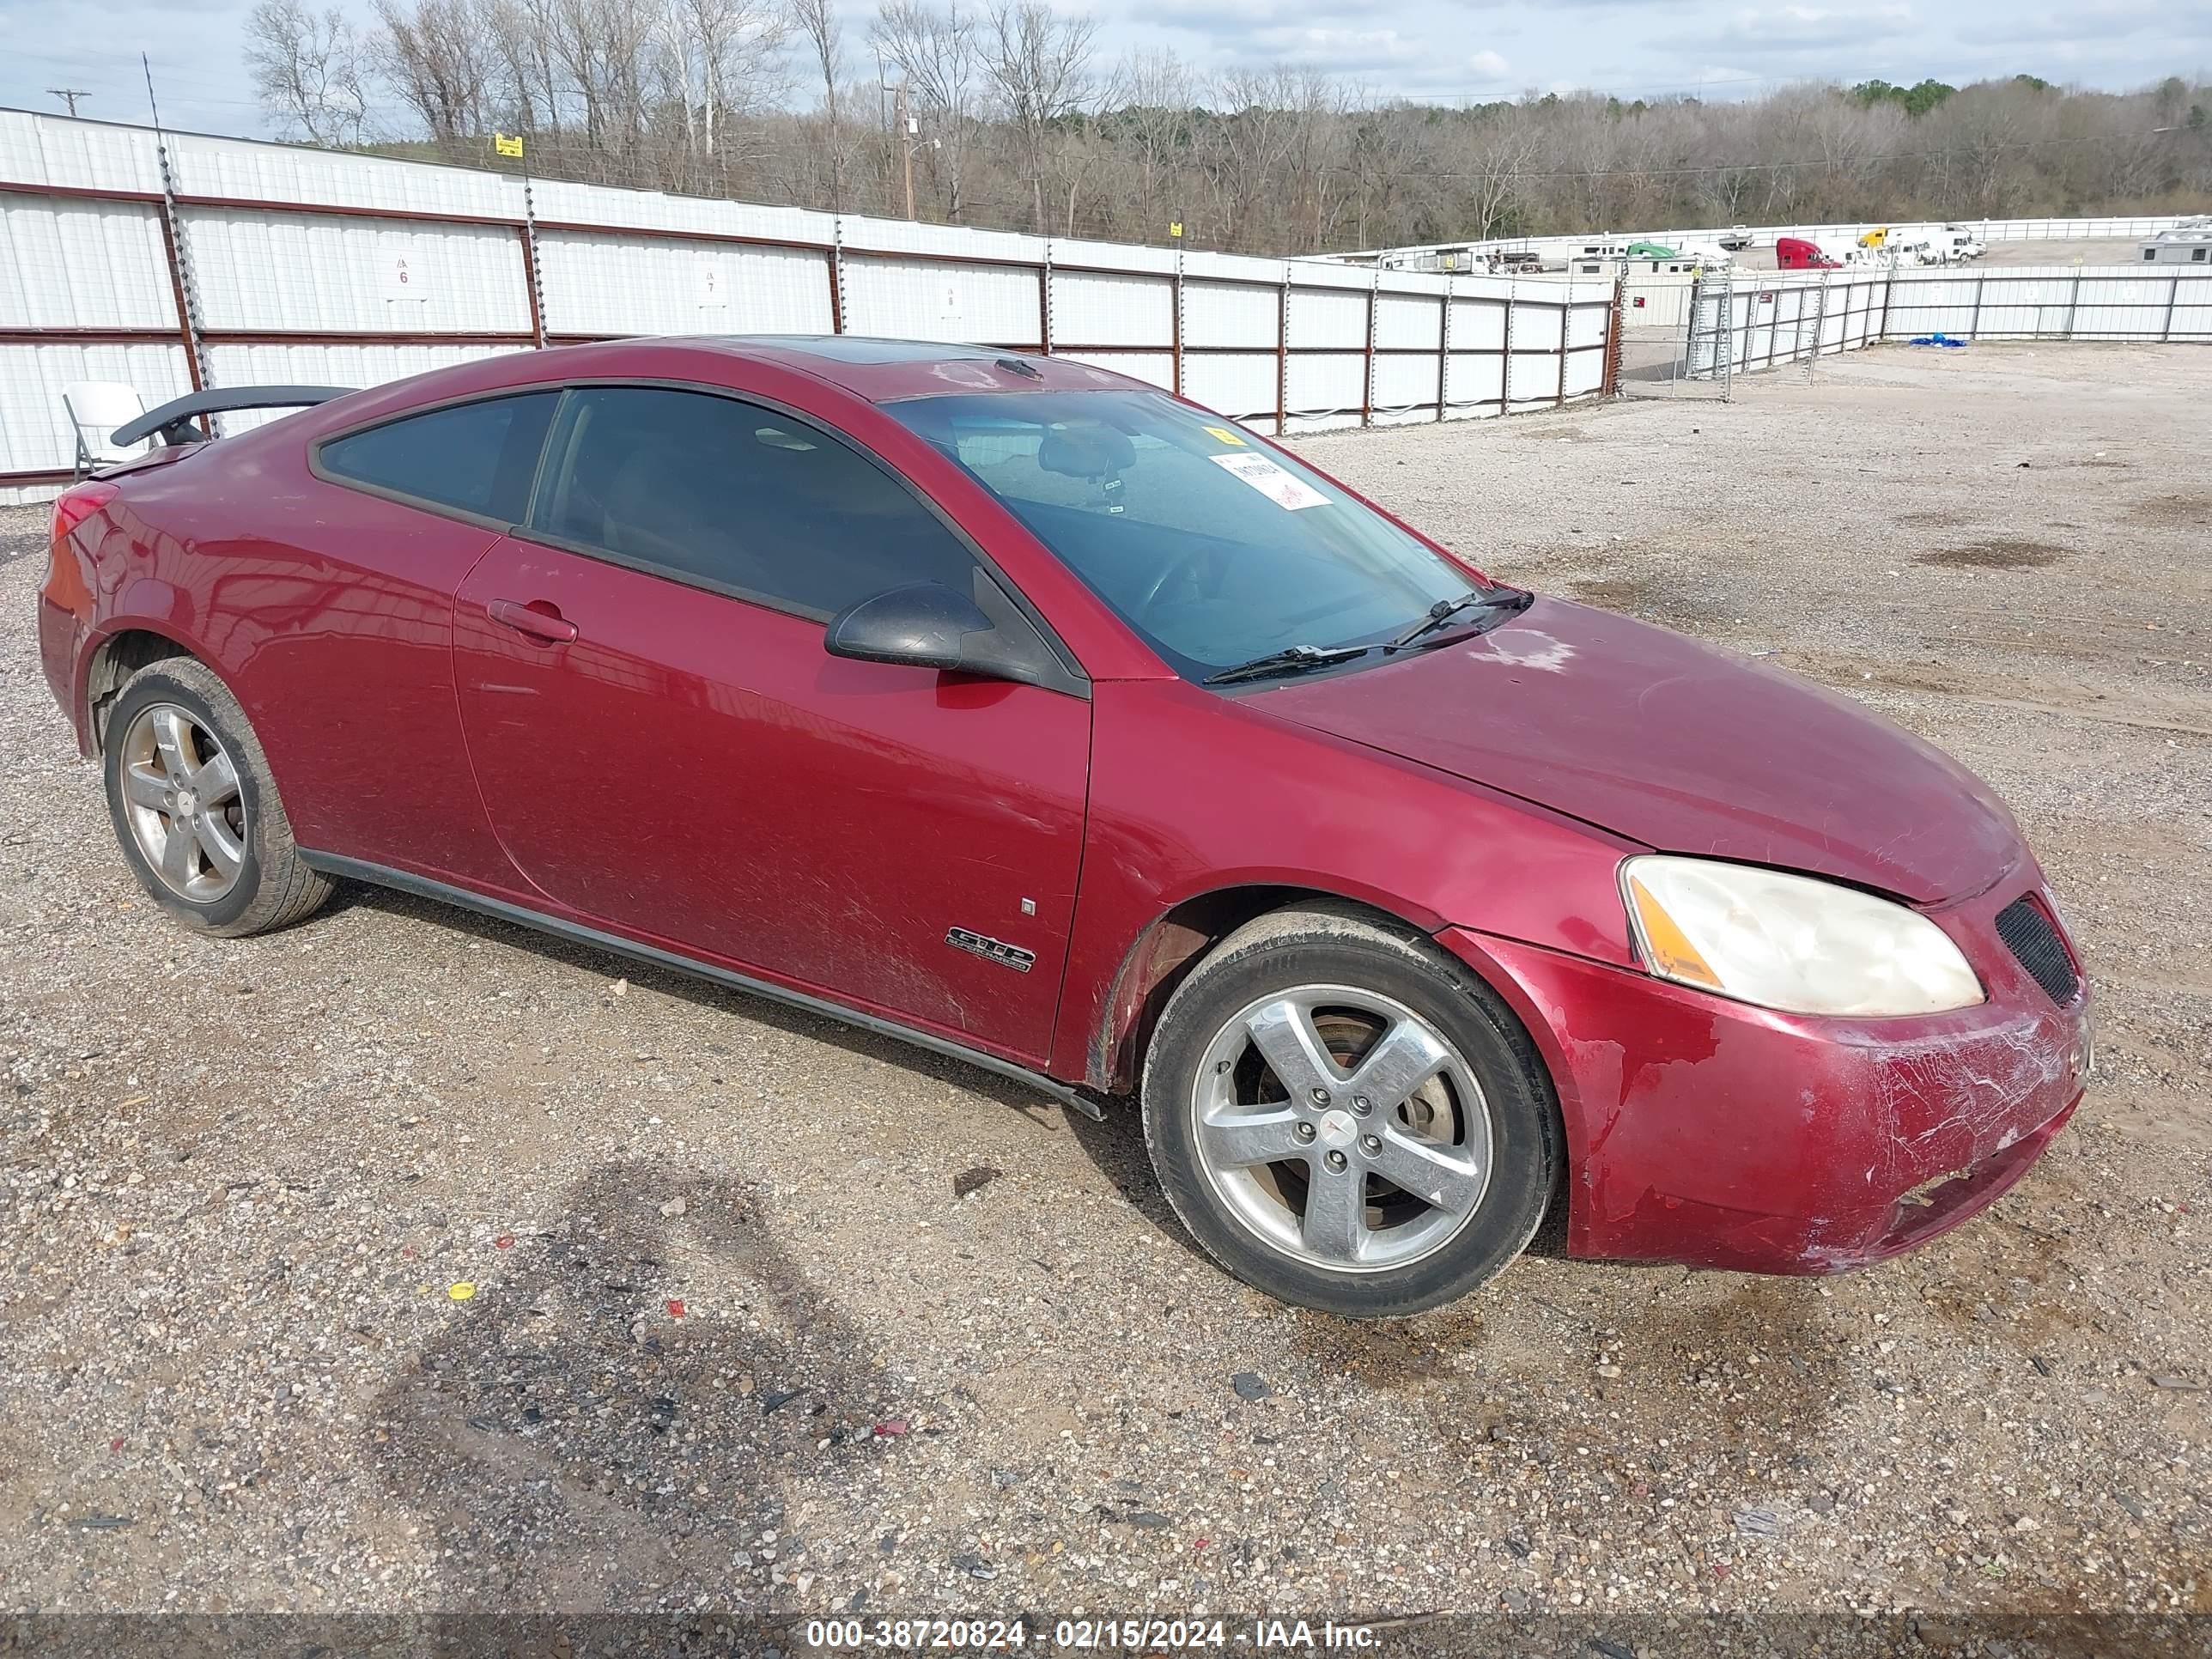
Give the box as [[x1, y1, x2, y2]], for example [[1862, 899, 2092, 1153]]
[[1141, 905, 1562, 1318]]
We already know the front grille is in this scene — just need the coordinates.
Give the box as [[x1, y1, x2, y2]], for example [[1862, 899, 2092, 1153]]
[[1995, 896, 2080, 1006]]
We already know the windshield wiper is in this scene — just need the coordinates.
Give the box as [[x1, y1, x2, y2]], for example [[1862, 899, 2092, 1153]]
[[1386, 586, 1534, 651], [1202, 643, 1370, 686]]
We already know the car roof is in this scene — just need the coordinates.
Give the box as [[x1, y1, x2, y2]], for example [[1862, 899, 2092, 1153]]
[[678, 335, 1145, 403]]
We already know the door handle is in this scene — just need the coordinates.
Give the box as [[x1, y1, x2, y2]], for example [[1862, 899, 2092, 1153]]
[[488, 599, 579, 644]]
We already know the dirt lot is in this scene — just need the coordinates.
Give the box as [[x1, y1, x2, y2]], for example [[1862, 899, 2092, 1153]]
[[3, 343, 2209, 1640]]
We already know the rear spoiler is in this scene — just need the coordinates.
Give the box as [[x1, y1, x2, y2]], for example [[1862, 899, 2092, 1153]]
[[114, 385, 356, 450]]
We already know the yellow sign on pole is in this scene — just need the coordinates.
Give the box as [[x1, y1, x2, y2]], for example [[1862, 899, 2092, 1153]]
[[1169, 221, 1183, 239], [495, 133, 525, 159]]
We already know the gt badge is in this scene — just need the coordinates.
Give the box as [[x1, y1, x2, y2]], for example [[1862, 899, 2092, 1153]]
[[946, 927, 1036, 973]]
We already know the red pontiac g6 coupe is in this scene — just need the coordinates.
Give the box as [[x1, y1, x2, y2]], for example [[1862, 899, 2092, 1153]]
[[36, 337, 2093, 1316]]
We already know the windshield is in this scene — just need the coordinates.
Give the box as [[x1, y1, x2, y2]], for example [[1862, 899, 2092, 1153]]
[[883, 389, 1480, 681]]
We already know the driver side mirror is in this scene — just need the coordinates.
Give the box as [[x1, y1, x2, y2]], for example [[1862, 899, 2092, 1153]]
[[823, 580, 1078, 695]]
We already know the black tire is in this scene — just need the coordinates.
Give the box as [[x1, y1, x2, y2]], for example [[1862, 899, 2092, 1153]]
[[1140, 903, 1562, 1318], [101, 659, 332, 939]]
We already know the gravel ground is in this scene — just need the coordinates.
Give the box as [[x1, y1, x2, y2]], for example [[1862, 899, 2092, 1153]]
[[3, 343, 2209, 1639]]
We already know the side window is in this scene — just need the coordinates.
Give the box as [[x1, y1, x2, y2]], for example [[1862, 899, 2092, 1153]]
[[531, 386, 978, 616], [319, 392, 556, 522]]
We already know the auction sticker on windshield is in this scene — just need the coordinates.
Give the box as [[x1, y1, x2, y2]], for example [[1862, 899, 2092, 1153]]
[[1210, 451, 1329, 510]]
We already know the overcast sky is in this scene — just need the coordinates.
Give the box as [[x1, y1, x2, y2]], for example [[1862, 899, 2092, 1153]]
[[3, 0, 2208, 139]]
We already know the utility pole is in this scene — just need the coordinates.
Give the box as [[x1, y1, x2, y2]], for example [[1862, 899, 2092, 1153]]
[[896, 80, 915, 220], [47, 88, 91, 117]]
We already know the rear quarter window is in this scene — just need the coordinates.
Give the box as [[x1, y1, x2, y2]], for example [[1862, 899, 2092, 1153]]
[[318, 392, 557, 523]]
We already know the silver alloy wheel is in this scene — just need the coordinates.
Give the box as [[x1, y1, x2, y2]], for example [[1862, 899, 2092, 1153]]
[[1189, 984, 1494, 1273], [118, 702, 247, 903]]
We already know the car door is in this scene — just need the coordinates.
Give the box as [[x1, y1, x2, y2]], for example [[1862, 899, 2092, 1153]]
[[449, 382, 1091, 1066], [246, 388, 561, 890]]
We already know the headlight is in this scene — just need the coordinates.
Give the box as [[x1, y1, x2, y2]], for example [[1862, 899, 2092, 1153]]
[[1620, 856, 1984, 1017]]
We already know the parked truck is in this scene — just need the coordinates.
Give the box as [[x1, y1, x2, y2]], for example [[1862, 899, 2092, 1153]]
[[1775, 236, 1843, 270]]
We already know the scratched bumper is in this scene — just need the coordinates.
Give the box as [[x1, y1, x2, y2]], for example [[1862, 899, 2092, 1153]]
[[1439, 878, 2091, 1274]]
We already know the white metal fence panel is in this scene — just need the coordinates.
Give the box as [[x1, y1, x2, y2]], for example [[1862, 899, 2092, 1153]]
[[840, 255, 1042, 345], [0, 108, 166, 194], [2171, 301, 2212, 343], [175, 131, 516, 221], [1563, 293, 1605, 349], [1049, 270, 1170, 349], [2073, 273, 2191, 338], [0, 109, 1622, 498], [1374, 293, 1440, 351], [0, 197, 174, 329], [539, 233, 829, 337], [1058, 349, 1176, 392], [1507, 346, 1563, 407], [1444, 351, 1506, 415], [185, 210, 531, 334], [1449, 295, 1507, 351], [1287, 287, 1366, 351], [204, 343, 527, 431], [0, 341, 191, 474], [1284, 353, 1366, 429], [1513, 298, 1564, 353], [1686, 266, 2212, 382], [1181, 280, 1277, 349], [1372, 355, 1441, 421], [1179, 354, 1277, 423], [1622, 278, 1692, 330]]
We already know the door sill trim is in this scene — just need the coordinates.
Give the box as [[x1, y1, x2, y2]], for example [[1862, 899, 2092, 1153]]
[[297, 850, 1105, 1121]]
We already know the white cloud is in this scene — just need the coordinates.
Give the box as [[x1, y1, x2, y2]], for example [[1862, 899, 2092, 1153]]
[[1701, 3, 1917, 51], [1469, 48, 1512, 78]]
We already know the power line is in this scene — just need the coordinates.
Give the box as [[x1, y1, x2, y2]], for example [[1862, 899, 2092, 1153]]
[[46, 88, 91, 117]]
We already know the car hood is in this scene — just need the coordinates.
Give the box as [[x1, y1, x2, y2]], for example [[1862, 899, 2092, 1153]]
[[1254, 597, 2021, 905]]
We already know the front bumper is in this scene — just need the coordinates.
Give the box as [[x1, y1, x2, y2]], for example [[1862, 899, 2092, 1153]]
[[1439, 880, 2090, 1274]]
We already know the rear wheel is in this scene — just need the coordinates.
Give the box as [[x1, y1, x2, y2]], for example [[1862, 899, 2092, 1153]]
[[1141, 905, 1561, 1317], [101, 660, 331, 937]]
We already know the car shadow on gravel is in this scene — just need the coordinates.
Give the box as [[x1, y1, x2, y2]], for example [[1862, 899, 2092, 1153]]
[[363, 1158, 911, 1611], [325, 883, 1557, 1309], [331, 880, 1207, 1263], [328, 881, 1101, 1121]]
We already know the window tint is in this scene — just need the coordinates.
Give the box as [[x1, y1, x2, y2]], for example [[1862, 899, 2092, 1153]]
[[531, 386, 978, 615], [319, 393, 556, 521]]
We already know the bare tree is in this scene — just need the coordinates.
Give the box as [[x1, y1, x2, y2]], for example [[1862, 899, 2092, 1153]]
[[477, 0, 562, 132], [246, 0, 369, 146], [659, 0, 786, 167], [790, 0, 846, 209], [275, 0, 2211, 258], [374, 0, 498, 145], [1449, 111, 1539, 240], [978, 0, 1097, 231], [872, 0, 983, 219], [1107, 47, 1191, 236]]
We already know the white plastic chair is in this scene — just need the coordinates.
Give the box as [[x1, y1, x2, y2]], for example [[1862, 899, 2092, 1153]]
[[61, 382, 150, 478]]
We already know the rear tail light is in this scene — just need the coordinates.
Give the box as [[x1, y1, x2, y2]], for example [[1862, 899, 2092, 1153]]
[[46, 480, 118, 611], [51, 480, 120, 547]]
